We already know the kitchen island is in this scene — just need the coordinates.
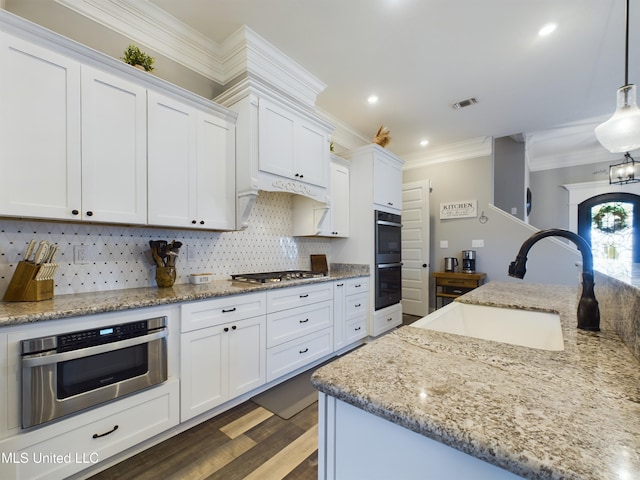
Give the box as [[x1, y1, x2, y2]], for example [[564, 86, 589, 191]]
[[312, 281, 640, 479]]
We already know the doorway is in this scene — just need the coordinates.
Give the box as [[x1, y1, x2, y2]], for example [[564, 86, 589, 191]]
[[401, 180, 430, 316], [577, 193, 640, 279]]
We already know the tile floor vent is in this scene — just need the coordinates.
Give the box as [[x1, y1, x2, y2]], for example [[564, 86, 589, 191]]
[[452, 97, 478, 109]]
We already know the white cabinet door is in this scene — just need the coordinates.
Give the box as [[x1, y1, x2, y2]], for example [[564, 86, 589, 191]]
[[180, 315, 265, 421], [329, 160, 350, 236], [333, 281, 347, 351], [147, 91, 197, 228], [258, 97, 328, 188], [0, 33, 82, 220], [374, 154, 403, 211], [180, 324, 226, 420], [297, 120, 328, 187], [227, 316, 266, 399], [258, 98, 296, 180], [81, 66, 147, 224], [148, 91, 236, 230], [196, 111, 236, 230]]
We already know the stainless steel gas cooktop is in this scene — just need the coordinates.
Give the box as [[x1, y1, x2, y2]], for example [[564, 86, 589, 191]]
[[230, 270, 326, 284]]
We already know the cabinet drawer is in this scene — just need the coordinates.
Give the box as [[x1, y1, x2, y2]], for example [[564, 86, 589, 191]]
[[345, 293, 368, 320], [437, 278, 478, 288], [0, 381, 179, 480], [344, 317, 367, 344], [346, 277, 369, 296], [266, 282, 333, 313], [266, 328, 333, 382], [267, 300, 332, 348], [181, 292, 266, 332], [372, 303, 402, 337]]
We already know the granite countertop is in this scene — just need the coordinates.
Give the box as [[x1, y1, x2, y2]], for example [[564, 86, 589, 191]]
[[312, 281, 640, 480], [0, 265, 369, 328]]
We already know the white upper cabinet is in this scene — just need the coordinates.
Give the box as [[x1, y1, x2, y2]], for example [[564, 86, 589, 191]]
[[148, 92, 236, 230], [0, 17, 237, 230], [258, 97, 328, 188], [0, 33, 82, 220], [292, 156, 350, 237], [373, 152, 403, 212], [81, 66, 147, 224], [0, 35, 147, 224]]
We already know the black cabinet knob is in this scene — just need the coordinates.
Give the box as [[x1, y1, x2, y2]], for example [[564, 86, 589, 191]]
[[86, 211, 93, 217], [199, 220, 205, 225], [71, 209, 79, 215], [192, 220, 197, 224]]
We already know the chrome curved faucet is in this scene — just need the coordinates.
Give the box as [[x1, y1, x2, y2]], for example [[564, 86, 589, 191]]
[[508, 228, 600, 331]]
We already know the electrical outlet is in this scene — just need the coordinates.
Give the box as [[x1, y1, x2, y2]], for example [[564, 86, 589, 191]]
[[440, 240, 448, 248], [73, 245, 90, 264], [186, 245, 197, 262], [472, 239, 484, 248]]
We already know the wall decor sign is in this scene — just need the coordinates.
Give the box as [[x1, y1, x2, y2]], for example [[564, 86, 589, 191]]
[[440, 200, 478, 219]]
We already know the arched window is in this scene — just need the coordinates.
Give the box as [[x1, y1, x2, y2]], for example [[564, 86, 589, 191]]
[[578, 193, 640, 278]]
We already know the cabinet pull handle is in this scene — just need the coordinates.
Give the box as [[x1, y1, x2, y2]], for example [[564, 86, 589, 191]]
[[355, 303, 361, 308], [299, 174, 304, 178], [232, 325, 237, 330], [299, 318, 309, 323], [299, 294, 309, 298], [295, 173, 300, 177], [387, 317, 393, 322], [200, 220, 205, 225], [86, 211, 93, 217], [224, 327, 229, 332], [72, 209, 79, 215], [299, 348, 309, 354], [387, 202, 394, 206], [93, 425, 118, 439], [191, 220, 197, 224], [222, 307, 236, 313], [337, 283, 344, 287], [355, 327, 361, 331]]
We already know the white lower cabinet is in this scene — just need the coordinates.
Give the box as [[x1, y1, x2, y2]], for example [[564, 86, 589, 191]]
[[318, 393, 523, 480], [266, 283, 334, 382], [0, 380, 179, 480], [372, 302, 403, 337], [334, 277, 369, 351], [180, 294, 267, 421], [266, 328, 333, 382]]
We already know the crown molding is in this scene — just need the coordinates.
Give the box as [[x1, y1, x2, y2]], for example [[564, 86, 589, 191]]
[[54, 0, 225, 81], [401, 137, 492, 169], [220, 26, 326, 107], [54, 0, 326, 106]]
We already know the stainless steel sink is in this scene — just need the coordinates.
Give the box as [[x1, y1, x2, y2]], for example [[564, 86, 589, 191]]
[[411, 302, 564, 351]]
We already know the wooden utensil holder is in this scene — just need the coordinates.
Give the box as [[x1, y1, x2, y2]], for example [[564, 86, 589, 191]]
[[3, 261, 54, 302]]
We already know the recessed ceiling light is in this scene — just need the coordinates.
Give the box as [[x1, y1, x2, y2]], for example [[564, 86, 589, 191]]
[[538, 23, 557, 36], [367, 95, 379, 105], [420, 139, 429, 147]]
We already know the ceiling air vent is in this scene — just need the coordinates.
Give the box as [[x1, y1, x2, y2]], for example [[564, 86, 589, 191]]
[[452, 97, 478, 109]]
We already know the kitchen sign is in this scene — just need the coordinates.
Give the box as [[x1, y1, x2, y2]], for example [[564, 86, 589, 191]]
[[440, 200, 477, 219]]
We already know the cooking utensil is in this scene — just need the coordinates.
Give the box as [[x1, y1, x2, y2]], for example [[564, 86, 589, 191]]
[[33, 241, 49, 265], [24, 239, 37, 262]]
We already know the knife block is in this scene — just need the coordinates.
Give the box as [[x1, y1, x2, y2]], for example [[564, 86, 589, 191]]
[[3, 261, 54, 302]]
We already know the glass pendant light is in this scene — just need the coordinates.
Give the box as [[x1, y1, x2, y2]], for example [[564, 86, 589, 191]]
[[595, 0, 640, 153]]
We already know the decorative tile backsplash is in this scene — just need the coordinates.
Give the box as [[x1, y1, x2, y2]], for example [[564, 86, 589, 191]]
[[0, 192, 331, 296]]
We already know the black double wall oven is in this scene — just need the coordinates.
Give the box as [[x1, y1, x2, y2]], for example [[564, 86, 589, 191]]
[[374, 210, 402, 310]]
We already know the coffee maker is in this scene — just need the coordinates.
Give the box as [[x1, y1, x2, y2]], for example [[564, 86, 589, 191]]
[[462, 250, 476, 273]]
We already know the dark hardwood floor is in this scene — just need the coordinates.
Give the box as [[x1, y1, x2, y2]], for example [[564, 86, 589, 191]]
[[90, 399, 319, 480]]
